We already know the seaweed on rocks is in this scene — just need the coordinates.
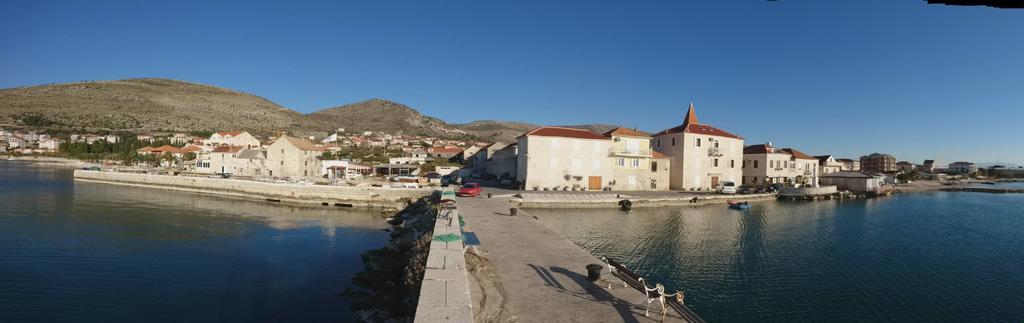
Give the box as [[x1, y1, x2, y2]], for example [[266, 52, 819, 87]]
[[345, 194, 438, 322]]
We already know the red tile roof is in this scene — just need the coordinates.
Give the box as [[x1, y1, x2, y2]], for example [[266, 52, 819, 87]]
[[652, 151, 670, 159], [653, 103, 742, 139], [212, 145, 243, 153], [179, 146, 202, 152], [654, 123, 742, 139], [140, 145, 183, 154], [521, 126, 608, 140], [216, 131, 243, 137], [683, 102, 698, 126], [744, 144, 774, 154], [781, 148, 816, 160], [603, 127, 650, 138]]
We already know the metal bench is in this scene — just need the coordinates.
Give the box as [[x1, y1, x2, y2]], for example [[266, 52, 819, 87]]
[[602, 257, 703, 322]]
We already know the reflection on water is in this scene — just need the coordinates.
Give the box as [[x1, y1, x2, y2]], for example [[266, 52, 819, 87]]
[[0, 161, 388, 322], [530, 193, 1024, 322]]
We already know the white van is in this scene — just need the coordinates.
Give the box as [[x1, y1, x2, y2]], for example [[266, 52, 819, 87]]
[[718, 181, 737, 194]]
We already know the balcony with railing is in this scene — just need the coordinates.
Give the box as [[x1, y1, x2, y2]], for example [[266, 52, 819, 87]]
[[708, 147, 723, 157], [608, 148, 652, 157]]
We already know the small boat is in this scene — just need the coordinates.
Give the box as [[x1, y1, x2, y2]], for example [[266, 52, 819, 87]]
[[727, 200, 750, 210]]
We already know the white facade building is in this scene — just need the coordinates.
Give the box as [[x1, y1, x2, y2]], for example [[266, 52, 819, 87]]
[[652, 103, 744, 191], [516, 127, 612, 191]]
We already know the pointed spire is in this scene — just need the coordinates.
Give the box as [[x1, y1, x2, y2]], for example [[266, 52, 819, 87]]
[[683, 101, 699, 126]]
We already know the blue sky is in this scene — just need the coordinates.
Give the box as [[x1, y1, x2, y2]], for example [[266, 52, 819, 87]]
[[1, 1, 1022, 164]]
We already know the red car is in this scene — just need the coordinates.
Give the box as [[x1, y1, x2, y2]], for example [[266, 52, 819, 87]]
[[457, 183, 482, 197]]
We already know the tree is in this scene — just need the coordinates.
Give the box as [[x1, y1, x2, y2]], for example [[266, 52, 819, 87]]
[[897, 170, 919, 182]]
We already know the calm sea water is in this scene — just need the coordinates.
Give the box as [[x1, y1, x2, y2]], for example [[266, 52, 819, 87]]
[[0, 161, 388, 322], [531, 192, 1024, 322], [971, 181, 1024, 189]]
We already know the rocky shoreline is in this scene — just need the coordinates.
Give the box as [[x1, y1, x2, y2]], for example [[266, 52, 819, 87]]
[[345, 195, 438, 322]]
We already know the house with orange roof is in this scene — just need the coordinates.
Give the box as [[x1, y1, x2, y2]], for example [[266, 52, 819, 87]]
[[742, 142, 819, 186], [516, 126, 614, 191], [196, 145, 244, 174], [652, 102, 745, 191], [265, 135, 324, 179], [604, 127, 671, 191], [207, 131, 261, 149], [137, 145, 184, 157]]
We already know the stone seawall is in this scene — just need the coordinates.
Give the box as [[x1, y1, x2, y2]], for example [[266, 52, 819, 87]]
[[778, 186, 839, 197], [73, 170, 432, 209], [511, 192, 777, 209]]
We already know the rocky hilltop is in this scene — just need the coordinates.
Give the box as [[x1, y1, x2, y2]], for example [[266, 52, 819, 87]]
[[0, 78, 627, 141], [309, 98, 470, 139], [0, 78, 314, 136]]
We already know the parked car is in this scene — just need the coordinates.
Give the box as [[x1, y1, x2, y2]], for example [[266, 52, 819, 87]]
[[737, 186, 753, 194], [457, 183, 482, 197], [767, 183, 784, 193], [718, 181, 737, 194]]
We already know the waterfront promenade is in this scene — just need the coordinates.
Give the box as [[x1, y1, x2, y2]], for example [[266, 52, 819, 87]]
[[457, 196, 696, 322]]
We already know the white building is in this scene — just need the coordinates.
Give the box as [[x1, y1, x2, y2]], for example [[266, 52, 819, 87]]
[[517, 127, 612, 191], [815, 155, 844, 175], [652, 103, 744, 191], [948, 161, 977, 174], [196, 145, 243, 174], [265, 135, 323, 179], [207, 131, 261, 149], [604, 127, 671, 191], [234, 148, 267, 177], [742, 143, 819, 186], [487, 143, 519, 180]]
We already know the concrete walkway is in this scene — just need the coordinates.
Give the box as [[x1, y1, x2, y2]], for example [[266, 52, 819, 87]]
[[457, 196, 691, 322]]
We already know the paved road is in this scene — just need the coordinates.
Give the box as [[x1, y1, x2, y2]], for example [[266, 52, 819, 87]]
[[457, 195, 689, 322]]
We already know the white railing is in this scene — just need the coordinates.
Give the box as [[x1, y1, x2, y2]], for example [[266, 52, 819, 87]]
[[609, 148, 652, 157], [708, 147, 722, 157]]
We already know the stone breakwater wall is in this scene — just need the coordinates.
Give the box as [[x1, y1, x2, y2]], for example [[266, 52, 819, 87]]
[[414, 204, 473, 322], [73, 170, 432, 209]]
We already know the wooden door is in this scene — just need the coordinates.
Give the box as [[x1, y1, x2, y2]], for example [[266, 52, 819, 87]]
[[711, 176, 719, 188], [588, 176, 602, 190]]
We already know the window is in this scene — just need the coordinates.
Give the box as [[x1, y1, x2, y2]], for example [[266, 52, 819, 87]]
[[651, 161, 658, 172], [714, 158, 719, 167], [754, 160, 759, 168], [715, 141, 719, 148], [617, 158, 625, 166], [631, 159, 640, 167], [671, 138, 676, 146], [696, 138, 701, 147], [730, 160, 735, 168], [753, 176, 758, 183], [281, 149, 284, 154], [656, 139, 661, 147], [304, 161, 308, 166], [280, 161, 284, 165]]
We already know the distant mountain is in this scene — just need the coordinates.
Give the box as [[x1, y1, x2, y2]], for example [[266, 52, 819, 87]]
[[307, 99, 471, 139], [0, 78, 314, 136], [458, 120, 621, 142], [0, 78, 627, 142]]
